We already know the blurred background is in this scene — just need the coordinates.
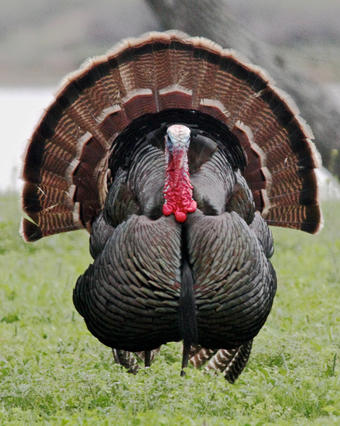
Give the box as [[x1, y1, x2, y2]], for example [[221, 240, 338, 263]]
[[1, 0, 340, 196]]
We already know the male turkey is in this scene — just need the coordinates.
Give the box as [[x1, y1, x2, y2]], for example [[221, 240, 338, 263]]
[[22, 31, 321, 383]]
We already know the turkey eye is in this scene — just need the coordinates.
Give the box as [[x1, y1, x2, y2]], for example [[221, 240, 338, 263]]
[[165, 135, 173, 151]]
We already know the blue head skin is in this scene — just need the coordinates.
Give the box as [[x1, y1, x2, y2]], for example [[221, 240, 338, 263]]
[[165, 124, 191, 153]]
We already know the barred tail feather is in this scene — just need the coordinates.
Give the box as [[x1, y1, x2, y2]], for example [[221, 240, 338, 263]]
[[22, 30, 321, 241]]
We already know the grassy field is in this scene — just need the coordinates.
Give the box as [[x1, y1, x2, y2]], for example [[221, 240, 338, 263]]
[[0, 192, 339, 425]]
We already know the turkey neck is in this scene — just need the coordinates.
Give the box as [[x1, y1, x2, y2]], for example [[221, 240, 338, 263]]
[[162, 146, 197, 223]]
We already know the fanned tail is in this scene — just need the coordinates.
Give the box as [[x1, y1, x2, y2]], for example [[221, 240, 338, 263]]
[[22, 30, 321, 241]]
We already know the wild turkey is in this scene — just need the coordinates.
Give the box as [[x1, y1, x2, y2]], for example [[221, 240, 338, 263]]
[[21, 31, 321, 383]]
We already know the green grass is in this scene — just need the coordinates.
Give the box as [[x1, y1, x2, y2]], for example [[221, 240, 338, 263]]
[[0, 192, 339, 425]]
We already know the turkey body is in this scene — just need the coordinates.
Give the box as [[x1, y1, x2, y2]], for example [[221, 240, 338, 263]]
[[73, 122, 277, 355], [21, 31, 321, 382]]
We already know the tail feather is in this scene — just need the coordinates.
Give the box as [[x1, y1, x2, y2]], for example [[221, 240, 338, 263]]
[[189, 341, 253, 383], [112, 349, 139, 374], [21, 30, 321, 241], [205, 341, 253, 383], [190, 348, 217, 368]]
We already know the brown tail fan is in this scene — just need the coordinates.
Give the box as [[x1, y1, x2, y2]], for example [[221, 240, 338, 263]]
[[21, 30, 322, 241]]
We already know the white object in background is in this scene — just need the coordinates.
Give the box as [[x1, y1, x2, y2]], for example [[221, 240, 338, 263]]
[[0, 87, 340, 201], [316, 167, 340, 201], [0, 87, 53, 192]]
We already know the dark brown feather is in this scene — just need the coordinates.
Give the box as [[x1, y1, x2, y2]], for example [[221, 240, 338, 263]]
[[22, 30, 321, 241]]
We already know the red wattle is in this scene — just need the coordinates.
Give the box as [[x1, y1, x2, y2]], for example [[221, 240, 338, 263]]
[[163, 148, 197, 223], [162, 204, 173, 216], [186, 200, 197, 213], [175, 211, 187, 222]]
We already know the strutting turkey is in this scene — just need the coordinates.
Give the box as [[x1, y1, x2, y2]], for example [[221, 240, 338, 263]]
[[21, 31, 322, 383]]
